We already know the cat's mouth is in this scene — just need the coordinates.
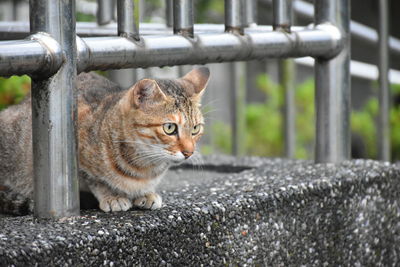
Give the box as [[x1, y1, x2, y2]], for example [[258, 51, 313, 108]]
[[166, 152, 187, 165]]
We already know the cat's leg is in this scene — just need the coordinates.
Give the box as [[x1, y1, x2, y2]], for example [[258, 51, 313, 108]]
[[88, 182, 132, 212], [133, 192, 162, 210]]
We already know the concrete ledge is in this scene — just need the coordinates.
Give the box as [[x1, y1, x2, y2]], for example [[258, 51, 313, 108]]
[[1, 156, 400, 266]]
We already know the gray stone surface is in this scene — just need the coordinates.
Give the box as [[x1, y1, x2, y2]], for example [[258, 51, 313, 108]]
[[1, 155, 400, 266]]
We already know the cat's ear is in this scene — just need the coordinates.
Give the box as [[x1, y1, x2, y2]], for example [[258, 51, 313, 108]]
[[181, 67, 210, 101], [126, 79, 167, 110]]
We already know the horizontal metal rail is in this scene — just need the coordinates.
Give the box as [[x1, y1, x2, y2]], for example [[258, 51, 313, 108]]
[[0, 33, 63, 77], [77, 26, 341, 70], [0, 26, 342, 76], [3, 18, 399, 57]]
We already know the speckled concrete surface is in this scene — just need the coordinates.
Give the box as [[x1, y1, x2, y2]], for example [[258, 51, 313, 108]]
[[1, 156, 400, 266]]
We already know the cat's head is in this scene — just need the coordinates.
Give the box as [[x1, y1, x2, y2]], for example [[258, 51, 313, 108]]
[[120, 67, 210, 165]]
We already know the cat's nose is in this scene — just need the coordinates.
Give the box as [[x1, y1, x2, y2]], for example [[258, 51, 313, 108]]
[[182, 151, 193, 159]]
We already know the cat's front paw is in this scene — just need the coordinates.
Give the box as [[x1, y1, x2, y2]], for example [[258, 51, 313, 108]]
[[133, 193, 162, 210], [99, 196, 132, 212]]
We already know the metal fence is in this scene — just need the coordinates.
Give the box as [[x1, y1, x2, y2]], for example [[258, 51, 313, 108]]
[[0, 0, 390, 218]]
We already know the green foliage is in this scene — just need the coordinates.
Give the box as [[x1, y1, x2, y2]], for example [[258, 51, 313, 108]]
[[391, 87, 400, 160], [204, 75, 316, 159], [388, 103, 398, 160], [76, 12, 96, 22], [245, 75, 284, 156], [295, 79, 315, 159], [0, 76, 31, 111], [195, 0, 224, 24], [351, 99, 378, 157], [351, 83, 400, 159], [201, 121, 232, 155], [245, 75, 315, 159]]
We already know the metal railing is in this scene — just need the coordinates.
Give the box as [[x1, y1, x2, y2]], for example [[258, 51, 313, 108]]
[[268, 0, 392, 161], [377, 0, 390, 161], [0, 0, 368, 218]]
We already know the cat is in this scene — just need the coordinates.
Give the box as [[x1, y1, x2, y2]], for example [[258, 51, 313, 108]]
[[0, 67, 210, 215]]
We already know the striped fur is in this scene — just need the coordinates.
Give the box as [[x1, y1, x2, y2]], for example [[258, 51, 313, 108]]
[[0, 67, 210, 214]]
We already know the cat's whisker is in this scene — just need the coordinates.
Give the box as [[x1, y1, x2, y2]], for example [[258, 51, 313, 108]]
[[202, 98, 222, 108], [189, 151, 204, 173], [196, 154, 205, 172], [151, 156, 168, 165], [113, 140, 158, 148], [201, 108, 219, 116], [127, 152, 158, 164], [127, 150, 171, 166], [108, 138, 161, 166], [189, 156, 199, 171], [129, 153, 162, 165], [117, 140, 167, 151]]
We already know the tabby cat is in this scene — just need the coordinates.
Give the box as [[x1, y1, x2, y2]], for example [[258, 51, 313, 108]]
[[0, 67, 210, 215]]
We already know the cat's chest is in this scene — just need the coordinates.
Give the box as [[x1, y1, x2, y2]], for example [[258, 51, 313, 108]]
[[113, 169, 166, 197]]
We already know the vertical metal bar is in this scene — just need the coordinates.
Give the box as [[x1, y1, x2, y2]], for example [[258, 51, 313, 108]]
[[229, 62, 246, 156], [30, 0, 79, 218], [139, 0, 144, 22], [225, 0, 245, 34], [173, 0, 193, 37], [314, 0, 351, 163], [244, 0, 257, 27], [273, 0, 292, 31], [117, 0, 139, 40], [280, 60, 296, 158], [166, 0, 173, 28], [97, 0, 114, 25], [225, 0, 246, 155], [110, 0, 139, 89], [274, 0, 296, 158], [12, 0, 18, 21], [1, 0, 14, 21], [173, 0, 193, 80], [243, 0, 256, 154], [14, 0, 29, 21], [378, 0, 390, 161]]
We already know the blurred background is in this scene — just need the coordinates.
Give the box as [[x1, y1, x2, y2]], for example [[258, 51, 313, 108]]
[[0, 0, 399, 161]]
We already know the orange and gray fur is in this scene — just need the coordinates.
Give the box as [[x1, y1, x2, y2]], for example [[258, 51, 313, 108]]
[[0, 67, 210, 215]]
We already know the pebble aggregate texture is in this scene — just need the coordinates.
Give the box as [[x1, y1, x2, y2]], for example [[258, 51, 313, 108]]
[[1, 155, 400, 266]]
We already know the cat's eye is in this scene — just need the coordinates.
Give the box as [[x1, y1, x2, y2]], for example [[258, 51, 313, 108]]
[[192, 124, 202, 135], [163, 123, 178, 135]]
